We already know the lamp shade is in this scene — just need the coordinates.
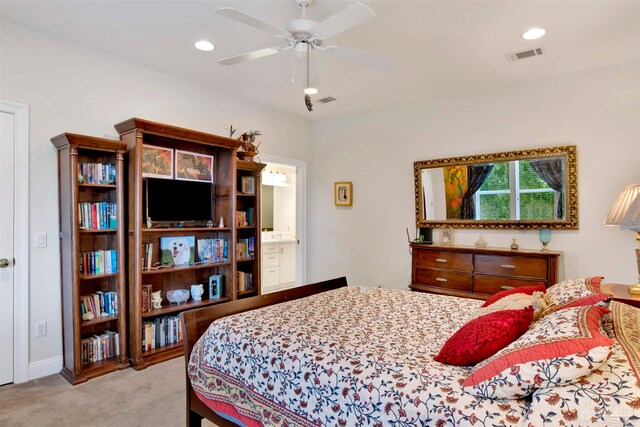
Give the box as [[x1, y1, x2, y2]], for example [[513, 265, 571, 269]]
[[604, 184, 640, 225], [621, 192, 640, 231]]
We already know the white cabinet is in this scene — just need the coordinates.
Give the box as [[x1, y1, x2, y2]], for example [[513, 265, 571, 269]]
[[262, 241, 296, 290]]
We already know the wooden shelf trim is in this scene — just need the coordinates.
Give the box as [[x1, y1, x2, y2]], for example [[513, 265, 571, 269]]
[[141, 297, 231, 318], [141, 262, 231, 275], [79, 228, 117, 234], [78, 183, 116, 189], [81, 315, 119, 327], [237, 258, 256, 262], [80, 272, 119, 280], [237, 290, 257, 297], [141, 227, 231, 233]]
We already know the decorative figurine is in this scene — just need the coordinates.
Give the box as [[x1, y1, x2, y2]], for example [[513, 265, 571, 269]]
[[151, 290, 162, 309], [219, 216, 225, 228], [206, 220, 213, 228], [190, 284, 204, 301], [510, 239, 519, 251], [146, 217, 152, 229], [475, 236, 487, 248]]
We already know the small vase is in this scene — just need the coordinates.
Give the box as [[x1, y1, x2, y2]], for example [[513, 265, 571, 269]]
[[510, 239, 519, 251], [539, 229, 552, 252], [190, 284, 204, 301]]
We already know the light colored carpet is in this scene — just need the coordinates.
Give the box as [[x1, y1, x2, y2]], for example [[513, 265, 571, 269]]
[[0, 357, 217, 427]]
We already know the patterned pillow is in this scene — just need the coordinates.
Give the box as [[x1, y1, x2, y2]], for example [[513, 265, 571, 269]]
[[471, 292, 547, 321], [481, 284, 546, 308], [463, 305, 614, 399], [544, 277, 609, 313], [434, 307, 534, 366], [609, 301, 640, 384]]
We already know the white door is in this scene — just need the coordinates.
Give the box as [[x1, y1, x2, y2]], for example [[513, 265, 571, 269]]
[[0, 111, 15, 385]]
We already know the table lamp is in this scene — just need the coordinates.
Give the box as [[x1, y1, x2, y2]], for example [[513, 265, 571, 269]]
[[604, 184, 640, 295]]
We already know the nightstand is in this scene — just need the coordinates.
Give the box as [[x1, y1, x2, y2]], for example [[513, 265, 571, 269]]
[[601, 283, 640, 309]]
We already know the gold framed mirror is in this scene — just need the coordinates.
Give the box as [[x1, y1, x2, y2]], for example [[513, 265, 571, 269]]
[[414, 145, 578, 229]]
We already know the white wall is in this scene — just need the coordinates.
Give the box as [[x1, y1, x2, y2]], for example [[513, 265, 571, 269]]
[[309, 61, 640, 289], [0, 21, 312, 375]]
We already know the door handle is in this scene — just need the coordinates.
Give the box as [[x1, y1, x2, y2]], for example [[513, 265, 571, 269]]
[[0, 258, 10, 268]]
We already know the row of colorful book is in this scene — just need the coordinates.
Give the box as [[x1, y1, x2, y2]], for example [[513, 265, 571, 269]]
[[235, 208, 254, 227], [78, 202, 117, 230], [81, 330, 119, 364], [237, 271, 253, 291], [141, 315, 183, 351], [237, 237, 255, 260], [81, 291, 118, 319], [79, 250, 117, 275], [78, 162, 116, 185], [197, 238, 228, 263]]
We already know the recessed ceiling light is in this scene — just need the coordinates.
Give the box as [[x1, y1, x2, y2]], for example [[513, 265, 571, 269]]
[[304, 87, 318, 95], [195, 40, 215, 51], [522, 28, 546, 40]]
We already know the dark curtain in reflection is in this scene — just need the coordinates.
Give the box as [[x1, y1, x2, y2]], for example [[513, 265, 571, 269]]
[[531, 158, 564, 219], [460, 164, 494, 220]]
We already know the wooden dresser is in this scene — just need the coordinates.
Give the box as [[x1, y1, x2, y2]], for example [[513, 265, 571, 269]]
[[410, 244, 561, 300]]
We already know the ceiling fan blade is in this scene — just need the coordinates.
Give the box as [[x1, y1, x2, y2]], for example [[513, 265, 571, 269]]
[[215, 8, 290, 37], [325, 46, 395, 71], [313, 2, 375, 40], [218, 46, 283, 66]]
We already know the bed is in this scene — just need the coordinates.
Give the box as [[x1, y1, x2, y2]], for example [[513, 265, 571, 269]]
[[182, 277, 640, 427]]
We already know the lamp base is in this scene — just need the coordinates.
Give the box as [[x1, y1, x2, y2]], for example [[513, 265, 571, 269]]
[[630, 285, 640, 295]]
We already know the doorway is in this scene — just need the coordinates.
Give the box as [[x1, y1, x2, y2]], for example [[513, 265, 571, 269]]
[[259, 155, 307, 293], [0, 100, 29, 385]]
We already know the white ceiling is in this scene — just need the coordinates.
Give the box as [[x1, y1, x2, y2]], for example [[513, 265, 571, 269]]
[[2, 0, 638, 120]]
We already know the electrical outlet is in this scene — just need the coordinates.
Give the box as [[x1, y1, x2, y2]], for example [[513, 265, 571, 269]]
[[35, 321, 47, 337]]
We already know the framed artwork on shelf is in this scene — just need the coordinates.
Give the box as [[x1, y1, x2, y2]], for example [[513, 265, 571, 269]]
[[334, 182, 353, 206], [175, 150, 214, 183], [439, 229, 455, 245], [241, 176, 255, 194], [209, 274, 223, 299], [159, 236, 195, 266], [142, 145, 173, 179]]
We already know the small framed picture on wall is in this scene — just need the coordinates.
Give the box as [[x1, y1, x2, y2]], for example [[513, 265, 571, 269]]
[[334, 182, 353, 206], [241, 176, 255, 194]]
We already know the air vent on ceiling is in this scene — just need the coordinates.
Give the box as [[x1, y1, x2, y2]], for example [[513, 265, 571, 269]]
[[505, 46, 545, 63], [317, 96, 337, 104]]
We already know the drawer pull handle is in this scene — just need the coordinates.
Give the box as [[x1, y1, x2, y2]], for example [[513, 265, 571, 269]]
[[269, 256, 276, 260], [501, 286, 515, 290], [436, 258, 448, 263], [269, 270, 276, 273], [501, 264, 516, 269], [436, 277, 448, 282]]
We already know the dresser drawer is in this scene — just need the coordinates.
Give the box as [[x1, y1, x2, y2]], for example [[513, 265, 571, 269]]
[[474, 254, 548, 279], [414, 249, 473, 272], [473, 276, 546, 295], [263, 244, 279, 254], [414, 268, 472, 292]]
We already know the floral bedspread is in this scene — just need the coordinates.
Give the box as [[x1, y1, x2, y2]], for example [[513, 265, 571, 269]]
[[188, 286, 529, 426]]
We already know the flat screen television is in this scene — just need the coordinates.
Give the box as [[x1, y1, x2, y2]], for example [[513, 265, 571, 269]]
[[144, 178, 213, 224]]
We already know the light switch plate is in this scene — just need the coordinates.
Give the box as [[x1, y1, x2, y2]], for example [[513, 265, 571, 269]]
[[36, 232, 47, 248]]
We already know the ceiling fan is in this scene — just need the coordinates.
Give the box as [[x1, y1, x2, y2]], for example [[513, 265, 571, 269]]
[[215, 0, 395, 75]]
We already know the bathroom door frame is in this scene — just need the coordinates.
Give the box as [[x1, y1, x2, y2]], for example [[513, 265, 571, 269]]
[[259, 154, 307, 286]]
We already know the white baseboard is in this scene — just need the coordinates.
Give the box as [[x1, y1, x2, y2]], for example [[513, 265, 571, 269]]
[[29, 356, 62, 380]]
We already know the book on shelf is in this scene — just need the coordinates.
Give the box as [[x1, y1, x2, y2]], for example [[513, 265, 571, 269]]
[[79, 250, 117, 275], [78, 202, 117, 230], [142, 243, 153, 270], [78, 163, 116, 185], [236, 237, 255, 260], [81, 330, 119, 364], [81, 291, 118, 319], [197, 238, 229, 264], [208, 274, 223, 299], [141, 315, 183, 352], [235, 210, 254, 227], [141, 284, 152, 313], [237, 272, 253, 291]]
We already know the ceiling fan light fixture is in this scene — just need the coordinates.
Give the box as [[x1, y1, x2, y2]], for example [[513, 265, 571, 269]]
[[304, 87, 318, 95], [195, 40, 215, 51], [522, 28, 546, 40]]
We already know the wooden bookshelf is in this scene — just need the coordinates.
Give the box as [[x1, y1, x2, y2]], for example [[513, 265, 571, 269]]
[[116, 118, 253, 370], [51, 133, 129, 385], [236, 160, 266, 298]]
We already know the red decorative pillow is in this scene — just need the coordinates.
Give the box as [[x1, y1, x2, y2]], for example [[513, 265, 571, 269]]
[[481, 284, 546, 308], [434, 307, 534, 366]]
